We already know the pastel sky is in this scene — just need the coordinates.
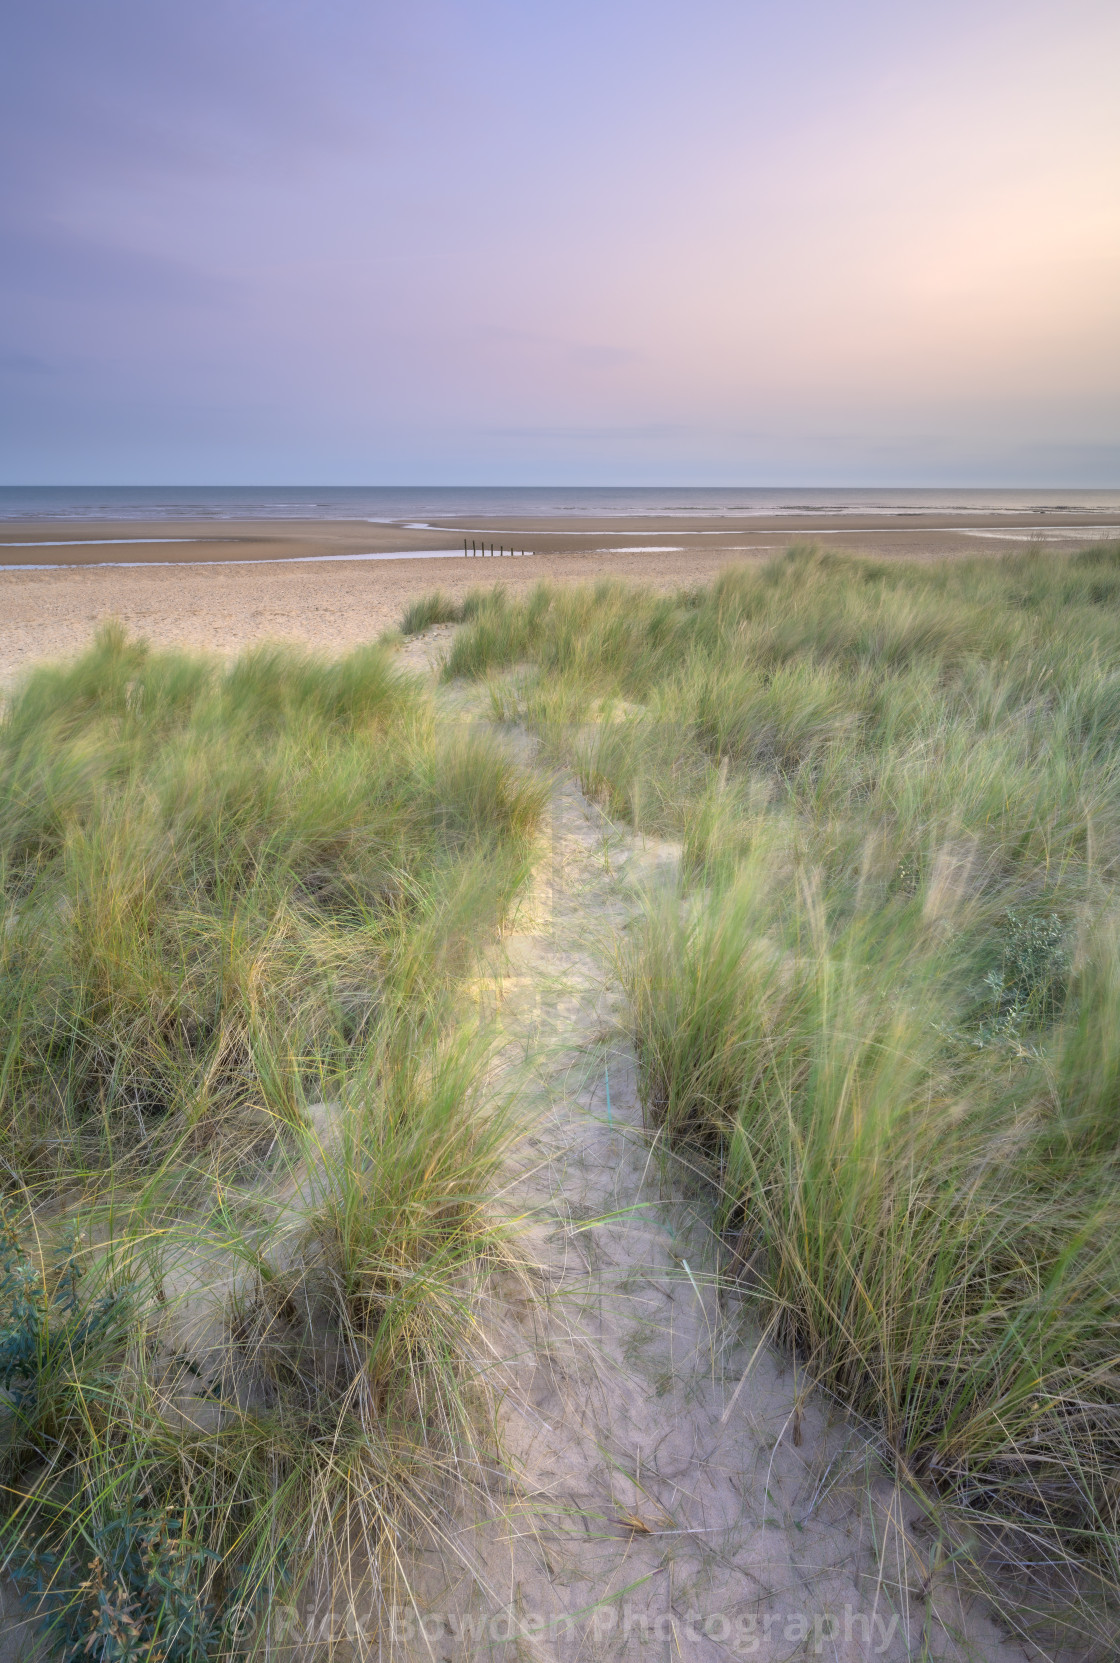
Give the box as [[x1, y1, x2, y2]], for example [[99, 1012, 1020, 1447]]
[[3, 0, 1118, 484]]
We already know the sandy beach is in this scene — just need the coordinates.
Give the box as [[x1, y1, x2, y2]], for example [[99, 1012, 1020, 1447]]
[[3, 508, 1118, 684]]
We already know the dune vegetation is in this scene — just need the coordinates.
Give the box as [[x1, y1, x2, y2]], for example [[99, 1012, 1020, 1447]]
[[8, 543, 1120, 1656], [438, 545, 1120, 1616], [0, 626, 544, 1659]]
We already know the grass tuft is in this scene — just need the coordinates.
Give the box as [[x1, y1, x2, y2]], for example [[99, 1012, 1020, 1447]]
[[435, 545, 1120, 1623], [0, 627, 542, 1655]]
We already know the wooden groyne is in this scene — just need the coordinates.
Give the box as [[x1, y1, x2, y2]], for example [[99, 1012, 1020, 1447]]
[[464, 540, 530, 557]]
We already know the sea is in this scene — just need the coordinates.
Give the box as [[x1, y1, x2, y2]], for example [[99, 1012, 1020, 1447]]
[[2, 487, 1119, 524]]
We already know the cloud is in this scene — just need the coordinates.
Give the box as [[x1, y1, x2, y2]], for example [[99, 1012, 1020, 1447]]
[[2, 0, 1118, 480]]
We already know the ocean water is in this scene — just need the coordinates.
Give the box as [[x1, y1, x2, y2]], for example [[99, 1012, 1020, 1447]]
[[3, 486, 1120, 523]]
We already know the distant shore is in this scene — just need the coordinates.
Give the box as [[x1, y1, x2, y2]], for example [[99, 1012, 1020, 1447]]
[[2, 508, 1118, 684]]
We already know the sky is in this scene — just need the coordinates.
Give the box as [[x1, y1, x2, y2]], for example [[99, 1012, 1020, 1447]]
[[2, 0, 1119, 485]]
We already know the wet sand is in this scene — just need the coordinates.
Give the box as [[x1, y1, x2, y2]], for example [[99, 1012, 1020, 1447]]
[[2, 509, 1118, 685]]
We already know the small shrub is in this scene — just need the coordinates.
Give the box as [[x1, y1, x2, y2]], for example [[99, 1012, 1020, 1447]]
[[977, 909, 1069, 1040], [0, 1205, 124, 1417], [37, 1508, 218, 1663]]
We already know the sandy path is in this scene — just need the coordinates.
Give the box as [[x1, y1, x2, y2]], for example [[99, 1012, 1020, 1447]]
[[385, 645, 1069, 1662]]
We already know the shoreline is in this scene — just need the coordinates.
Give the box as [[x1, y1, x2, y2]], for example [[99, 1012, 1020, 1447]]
[[2, 513, 1117, 688], [3, 520, 1120, 573], [0, 506, 1118, 578]]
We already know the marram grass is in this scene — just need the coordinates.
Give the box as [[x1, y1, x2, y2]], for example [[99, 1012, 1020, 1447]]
[[0, 624, 541, 1183], [437, 544, 1120, 1626], [0, 626, 543, 1659]]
